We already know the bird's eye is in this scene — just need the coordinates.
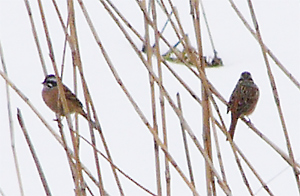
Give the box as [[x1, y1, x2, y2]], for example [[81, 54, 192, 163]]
[[46, 81, 57, 88]]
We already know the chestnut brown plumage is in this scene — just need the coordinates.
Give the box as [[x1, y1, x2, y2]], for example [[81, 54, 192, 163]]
[[227, 72, 259, 140], [42, 74, 96, 128]]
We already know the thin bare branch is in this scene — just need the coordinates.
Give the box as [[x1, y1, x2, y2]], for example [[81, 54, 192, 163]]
[[17, 109, 52, 196], [227, 0, 300, 90], [0, 39, 25, 196], [247, 0, 300, 192], [23, 0, 47, 76], [176, 93, 196, 195]]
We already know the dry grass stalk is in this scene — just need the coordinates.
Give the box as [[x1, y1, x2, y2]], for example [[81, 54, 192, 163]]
[[227, 0, 300, 89], [151, 1, 171, 195], [176, 93, 196, 195], [247, 0, 300, 193], [17, 109, 52, 196], [0, 40, 25, 196], [1, 0, 299, 195]]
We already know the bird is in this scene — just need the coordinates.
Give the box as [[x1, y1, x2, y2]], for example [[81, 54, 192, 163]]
[[227, 71, 259, 140], [42, 74, 93, 125]]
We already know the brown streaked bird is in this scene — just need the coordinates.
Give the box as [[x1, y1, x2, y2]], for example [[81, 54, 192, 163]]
[[227, 71, 259, 140], [42, 74, 90, 121]]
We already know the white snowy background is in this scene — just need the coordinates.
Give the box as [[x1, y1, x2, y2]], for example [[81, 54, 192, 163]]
[[0, 0, 299, 195]]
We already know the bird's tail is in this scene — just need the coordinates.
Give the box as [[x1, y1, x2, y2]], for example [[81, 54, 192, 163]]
[[81, 111, 99, 130], [227, 113, 238, 141]]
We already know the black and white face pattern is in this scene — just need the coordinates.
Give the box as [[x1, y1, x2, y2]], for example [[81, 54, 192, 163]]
[[239, 71, 253, 83], [42, 74, 58, 89]]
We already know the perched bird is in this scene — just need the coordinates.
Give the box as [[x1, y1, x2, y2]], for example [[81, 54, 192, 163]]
[[42, 74, 90, 122], [227, 71, 259, 140]]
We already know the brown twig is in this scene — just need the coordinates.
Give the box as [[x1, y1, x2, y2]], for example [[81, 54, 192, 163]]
[[78, 133, 158, 196], [227, 0, 300, 90], [80, 2, 200, 192], [151, 1, 171, 195], [247, 0, 300, 192], [176, 93, 196, 195], [0, 39, 25, 196], [23, 0, 47, 76], [17, 109, 52, 196], [142, 1, 162, 196], [209, 97, 228, 187], [190, 1, 215, 195], [94, 1, 230, 194], [227, 136, 254, 196]]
